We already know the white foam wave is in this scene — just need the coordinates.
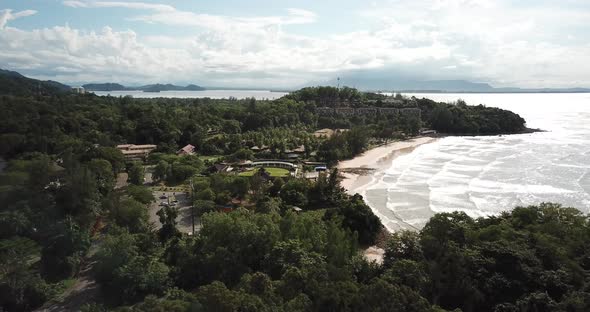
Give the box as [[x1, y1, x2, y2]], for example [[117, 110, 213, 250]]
[[359, 93, 590, 230]]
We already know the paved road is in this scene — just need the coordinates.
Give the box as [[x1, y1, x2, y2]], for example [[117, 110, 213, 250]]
[[149, 190, 202, 235]]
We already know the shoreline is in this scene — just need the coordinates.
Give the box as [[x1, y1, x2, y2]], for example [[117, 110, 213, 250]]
[[337, 137, 438, 195], [336, 128, 543, 196], [336, 130, 545, 234]]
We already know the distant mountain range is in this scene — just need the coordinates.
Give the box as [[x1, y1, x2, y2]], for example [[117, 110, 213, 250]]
[[324, 76, 590, 93], [0, 69, 71, 96], [82, 83, 205, 92], [1, 68, 589, 96]]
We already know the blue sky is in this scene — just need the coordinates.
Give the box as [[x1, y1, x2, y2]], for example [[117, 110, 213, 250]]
[[1, 0, 589, 88]]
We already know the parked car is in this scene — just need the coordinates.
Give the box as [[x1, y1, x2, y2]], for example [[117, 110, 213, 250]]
[[160, 202, 168, 206], [159, 195, 167, 199]]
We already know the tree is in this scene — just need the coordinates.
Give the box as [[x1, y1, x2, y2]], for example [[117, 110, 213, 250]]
[[356, 278, 431, 312], [196, 188, 216, 201], [280, 179, 309, 208], [153, 160, 170, 182], [41, 217, 91, 280], [196, 211, 280, 286], [126, 185, 155, 205], [157, 206, 179, 242], [324, 194, 382, 246], [196, 281, 260, 312], [346, 127, 369, 156], [94, 147, 125, 174], [0, 237, 49, 311], [230, 177, 250, 198], [128, 162, 145, 185], [222, 120, 241, 134], [109, 255, 170, 305], [193, 200, 216, 218], [420, 211, 473, 259], [255, 196, 282, 214], [88, 159, 114, 195], [112, 197, 149, 233], [382, 259, 429, 292], [215, 190, 232, 205], [56, 165, 101, 225], [384, 231, 423, 267], [227, 148, 254, 162], [170, 162, 198, 183], [95, 229, 138, 285], [431, 105, 453, 132]]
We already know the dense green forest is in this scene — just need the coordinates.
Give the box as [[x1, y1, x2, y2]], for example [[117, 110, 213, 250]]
[[0, 86, 527, 164], [1, 71, 567, 312], [0, 69, 70, 97]]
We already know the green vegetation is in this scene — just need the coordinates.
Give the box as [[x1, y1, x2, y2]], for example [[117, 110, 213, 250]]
[[0, 73, 545, 311], [0, 83, 525, 164], [418, 98, 527, 134], [150, 154, 204, 184], [0, 69, 70, 97]]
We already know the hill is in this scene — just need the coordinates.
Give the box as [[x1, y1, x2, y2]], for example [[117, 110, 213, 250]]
[[82, 83, 127, 91], [140, 83, 206, 92], [0, 69, 71, 96], [83, 82, 206, 92]]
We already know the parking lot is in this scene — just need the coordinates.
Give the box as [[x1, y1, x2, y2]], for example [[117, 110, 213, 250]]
[[149, 190, 201, 235]]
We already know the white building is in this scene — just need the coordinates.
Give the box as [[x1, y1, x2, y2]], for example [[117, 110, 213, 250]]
[[72, 86, 85, 94]]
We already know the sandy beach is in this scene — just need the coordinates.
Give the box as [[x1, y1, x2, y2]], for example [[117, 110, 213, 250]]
[[337, 137, 438, 195]]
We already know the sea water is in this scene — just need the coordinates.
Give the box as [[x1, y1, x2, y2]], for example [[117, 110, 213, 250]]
[[361, 93, 590, 231], [92, 89, 288, 100]]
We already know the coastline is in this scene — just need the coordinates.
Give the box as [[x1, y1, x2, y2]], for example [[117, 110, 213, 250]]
[[337, 130, 546, 234], [337, 137, 438, 196]]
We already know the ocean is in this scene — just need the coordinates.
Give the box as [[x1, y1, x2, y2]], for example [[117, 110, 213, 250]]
[[360, 93, 590, 231], [92, 90, 288, 100]]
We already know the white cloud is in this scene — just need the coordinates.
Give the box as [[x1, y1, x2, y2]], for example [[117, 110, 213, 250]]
[[0, 9, 37, 29], [357, 0, 590, 87], [1, 1, 590, 88], [62, 1, 175, 12]]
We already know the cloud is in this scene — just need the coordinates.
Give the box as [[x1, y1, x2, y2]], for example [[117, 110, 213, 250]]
[[356, 0, 590, 87], [62, 1, 175, 12], [1, 1, 590, 88], [64, 1, 315, 28], [0, 9, 37, 29]]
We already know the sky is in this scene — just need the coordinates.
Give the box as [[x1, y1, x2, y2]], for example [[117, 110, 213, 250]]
[[1, 0, 589, 88]]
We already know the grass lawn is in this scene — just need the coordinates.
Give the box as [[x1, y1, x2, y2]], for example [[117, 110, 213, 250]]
[[239, 167, 291, 177]]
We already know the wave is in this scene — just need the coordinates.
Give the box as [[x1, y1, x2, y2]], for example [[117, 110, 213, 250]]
[[359, 93, 590, 231]]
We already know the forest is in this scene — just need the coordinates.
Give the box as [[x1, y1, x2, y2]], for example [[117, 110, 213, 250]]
[[1, 78, 573, 312], [0, 86, 527, 165]]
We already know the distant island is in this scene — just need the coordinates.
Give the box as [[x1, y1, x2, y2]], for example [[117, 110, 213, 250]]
[[82, 82, 127, 91], [82, 82, 206, 92]]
